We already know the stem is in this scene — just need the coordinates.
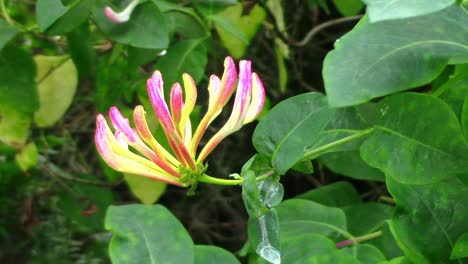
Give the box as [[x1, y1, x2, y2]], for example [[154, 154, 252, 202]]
[[0, 0, 14, 26], [336, 230, 383, 248], [379, 195, 396, 205], [301, 128, 375, 162], [198, 170, 274, 186]]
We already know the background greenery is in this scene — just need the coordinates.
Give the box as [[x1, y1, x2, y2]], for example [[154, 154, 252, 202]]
[[1, 0, 467, 263]]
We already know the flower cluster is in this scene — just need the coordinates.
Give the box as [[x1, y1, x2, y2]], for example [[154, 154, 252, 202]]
[[95, 57, 265, 187]]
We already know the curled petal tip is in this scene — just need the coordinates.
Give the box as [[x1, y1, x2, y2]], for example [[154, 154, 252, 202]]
[[244, 72, 266, 124], [104, 0, 140, 24], [109, 106, 137, 142]]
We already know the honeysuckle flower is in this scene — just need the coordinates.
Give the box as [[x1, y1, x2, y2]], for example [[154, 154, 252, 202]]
[[95, 57, 265, 187], [104, 0, 140, 24]]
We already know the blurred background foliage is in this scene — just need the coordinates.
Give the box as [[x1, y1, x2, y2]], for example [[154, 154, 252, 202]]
[[0, 0, 372, 262]]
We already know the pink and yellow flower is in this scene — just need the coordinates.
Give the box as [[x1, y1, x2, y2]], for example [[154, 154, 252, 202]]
[[95, 57, 265, 187]]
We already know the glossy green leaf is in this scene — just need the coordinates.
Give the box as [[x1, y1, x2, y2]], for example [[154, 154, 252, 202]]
[[33, 55, 78, 127], [323, 5, 468, 107], [93, 1, 169, 49], [0, 45, 36, 146], [387, 176, 468, 263], [105, 204, 194, 264], [342, 244, 386, 264], [155, 39, 207, 93], [320, 150, 385, 181], [362, 0, 455, 22], [377, 256, 412, 264], [15, 142, 38, 171], [253, 93, 335, 174], [276, 199, 348, 240], [194, 245, 240, 264], [296, 181, 361, 207], [360, 93, 468, 184], [124, 174, 167, 205], [0, 20, 17, 50], [450, 232, 468, 259], [371, 224, 404, 260], [213, 4, 266, 58], [241, 171, 265, 217], [332, 0, 364, 16], [36, 0, 91, 35]]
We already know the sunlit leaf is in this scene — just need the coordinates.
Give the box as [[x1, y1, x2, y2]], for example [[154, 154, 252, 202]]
[[15, 142, 38, 171], [194, 245, 240, 264]]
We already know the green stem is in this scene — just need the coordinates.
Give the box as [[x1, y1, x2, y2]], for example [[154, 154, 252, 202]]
[[198, 170, 274, 186], [0, 0, 14, 26], [335, 230, 383, 248], [301, 128, 374, 162]]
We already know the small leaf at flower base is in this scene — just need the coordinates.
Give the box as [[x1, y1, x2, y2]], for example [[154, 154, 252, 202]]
[[105, 204, 194, 264], [362, 0, 455, 22], [387, 176, 468, 263], [33, 55, 78, 127], [450, 232, 468, 259], [213, 3, 266, 58], [360, 93, 468, 184], [320, 150, 385, 181], [0, 45, 37, 147], [332, 0, 364, 16], [93, 1, 169, 49], [241, 170, 265, 217], [323, 5, 468, 107], [15, 142, 38, 172], [253, 92, 336, 175], [296, 181, 361, 207], [247, 209, 281, 264], [155, 39, 207, 93], [0, 20, 17, 51], [275, 199, 347, 241], [124, 173, 167, 205], [194, 245, 240, 264]]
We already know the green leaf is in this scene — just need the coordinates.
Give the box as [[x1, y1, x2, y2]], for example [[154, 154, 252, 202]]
[[213, 3, 266, 58], [360, 93, 468, 184], [296, 181, 361, 207], [463, 95, 468, 139], [93, 1, 169, 49], [194, 245, 240, 264], [387, 176, 468, 263], [241, 171, 264, 217], [0, 20, 17, 51], [362, 0, 456, 22], [124, 174, 167, 205], [320, 150, 385, 181], [342, 244, 386, 264], [344, 203, 393, 236], [451, 233, 468, 259], [66, 22, 96, 79], [57, 173, 114, 232], [155, 39, 207, 93], [105, 204, 194, 264], [36, 0, 91, 35], [0, 45, 37, 146], [33, 55, 78, 127], [323, 5, 468, 107], [332, 0, 364, 16], [247, 209, 281, 264], [438, 70, 468, 122], [253, 93, 335, 174], [280, 234, 359, 264], [377, 256, 412, 264], [275, 199, 348, 240], [15, 142, 38, 171]]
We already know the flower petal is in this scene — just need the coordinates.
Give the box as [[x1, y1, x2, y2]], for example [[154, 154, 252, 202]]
[[170, 82, 183, 127], [104, 0, 140, 24], [244, 72, 265, 124]]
